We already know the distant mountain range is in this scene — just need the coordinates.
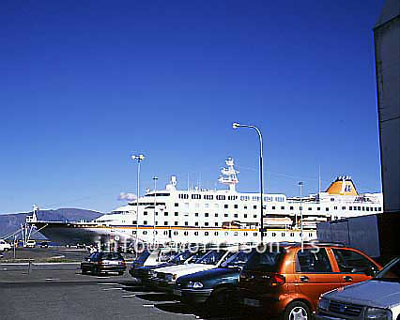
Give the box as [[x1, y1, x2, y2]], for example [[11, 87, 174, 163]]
[[0, 208, 103, 240]]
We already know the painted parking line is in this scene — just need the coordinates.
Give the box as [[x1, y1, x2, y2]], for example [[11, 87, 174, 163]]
[[102, 287, 123, 291]]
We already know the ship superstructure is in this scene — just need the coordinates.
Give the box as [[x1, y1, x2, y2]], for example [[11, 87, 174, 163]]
[[28, 158, 383, 245]]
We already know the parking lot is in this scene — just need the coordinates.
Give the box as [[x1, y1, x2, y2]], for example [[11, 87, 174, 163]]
[[0, 264, 248, 320]]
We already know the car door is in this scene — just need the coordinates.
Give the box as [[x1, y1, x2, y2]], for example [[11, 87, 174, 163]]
[[295, 248, 342, 311], [330, 248, 380, 286]]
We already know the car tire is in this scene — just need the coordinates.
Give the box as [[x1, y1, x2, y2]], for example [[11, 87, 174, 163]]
[[82, 269, 89, 275], [118, 271, 124, 276], [92, 266, 100, 276], [282, 301, 311, 320], [206, 287, 239, 316]]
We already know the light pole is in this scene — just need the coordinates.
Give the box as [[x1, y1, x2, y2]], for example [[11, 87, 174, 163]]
[[131, 154, 145, 249], [298, 181, 304, 249], [232, 122, 264, 243], [152, 176, 158, 246]]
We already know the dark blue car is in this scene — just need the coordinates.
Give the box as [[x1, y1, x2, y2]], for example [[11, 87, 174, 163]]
[[174, 250, 250, 311]]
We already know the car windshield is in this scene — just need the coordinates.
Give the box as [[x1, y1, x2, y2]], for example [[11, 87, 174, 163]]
[[221, 251, 250, 268], [159, 251, 176, 262], [135, 250, 150, 264], [244, 248, 284, 272], [196, 250, 227, 265], [374, 257, 400, 282], [170, 250, 193, 264]]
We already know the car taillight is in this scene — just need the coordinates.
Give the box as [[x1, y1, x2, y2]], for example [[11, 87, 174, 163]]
[[270, 274, 285, 287]]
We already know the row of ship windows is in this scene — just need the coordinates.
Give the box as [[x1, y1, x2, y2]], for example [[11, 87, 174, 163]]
[[178, 194, 285, 202], [141, 221, 254, 226], [147, 205, 382, 214], [144, 212, 258, 219], [133, 230, 315, 238]]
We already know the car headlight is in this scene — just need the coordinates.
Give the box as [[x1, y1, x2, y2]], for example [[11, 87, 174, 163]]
[[318, 298, 330, 311], [166, 274, 173, 281], [186, 281, 203, 289], [147, 270, 156, 277], [365, 307, 392, 320], [166, 274, 177, 282]]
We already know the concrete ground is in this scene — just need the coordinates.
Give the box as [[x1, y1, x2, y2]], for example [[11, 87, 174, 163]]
[[0, 264, 248, 320], [0, 246, 136, 262]]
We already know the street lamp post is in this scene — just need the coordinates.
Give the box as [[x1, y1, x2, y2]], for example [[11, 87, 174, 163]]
[[152, 176, 158, 247], [131, 154, 145, 251], [232, 122, 265, 243], [298, 181, 304, 249]]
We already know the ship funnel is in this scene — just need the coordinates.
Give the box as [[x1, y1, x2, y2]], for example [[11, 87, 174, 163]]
[[326, 176, 358, 196]]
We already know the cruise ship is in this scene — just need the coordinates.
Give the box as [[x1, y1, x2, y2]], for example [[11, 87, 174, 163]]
[[27, 158, 383, 245]]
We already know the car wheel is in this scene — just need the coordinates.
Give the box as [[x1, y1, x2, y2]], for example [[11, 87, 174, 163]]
[[207, 287, 239, 316], [283, 301, 311, 320], [92, 266, 100, 276], [82, 269, 89, 275]]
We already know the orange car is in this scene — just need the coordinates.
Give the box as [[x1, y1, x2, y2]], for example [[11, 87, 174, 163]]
[[239, 243, 381, 320]]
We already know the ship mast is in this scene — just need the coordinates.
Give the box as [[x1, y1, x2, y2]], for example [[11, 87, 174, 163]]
[[218, 157, 239, 192]]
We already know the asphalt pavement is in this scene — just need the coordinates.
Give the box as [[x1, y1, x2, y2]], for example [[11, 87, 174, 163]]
[[0, 265, 248, 320]]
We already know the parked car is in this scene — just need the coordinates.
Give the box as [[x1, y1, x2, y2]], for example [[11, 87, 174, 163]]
[[39, 241, 49, 248], [24, 240, 36, 248], [0, 239, 12, 252], [131, 249, 204, 284], [316, 256, 400, 320], [239, 243, 381, 320], [129, 248, 177, 278], [81, 252, 126, 275], [175, 250, 251, 312], [151, 246, 242, 292]]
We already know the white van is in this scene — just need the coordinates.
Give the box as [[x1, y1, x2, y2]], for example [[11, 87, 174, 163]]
[[0, 239, 12, 252]]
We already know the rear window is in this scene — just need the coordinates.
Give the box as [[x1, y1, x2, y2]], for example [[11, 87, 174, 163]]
[[244, 249, 284, 272], [100, 252, 123, 260], [89, 252, 100, 260]]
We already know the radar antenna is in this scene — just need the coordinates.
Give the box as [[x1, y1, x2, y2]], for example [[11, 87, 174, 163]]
[[218, 157, 239, 192]]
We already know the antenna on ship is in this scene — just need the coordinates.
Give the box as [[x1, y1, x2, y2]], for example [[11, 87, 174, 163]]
[[318, 165, 321, 194], [218, 157, 239, 192]]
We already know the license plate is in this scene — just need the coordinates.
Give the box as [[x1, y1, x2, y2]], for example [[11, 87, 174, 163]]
[[243, 298, 260, 307], [173, 289, 182, 297]]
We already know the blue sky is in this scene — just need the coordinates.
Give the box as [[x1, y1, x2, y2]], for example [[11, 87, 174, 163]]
[[0, 0, 385, 213]]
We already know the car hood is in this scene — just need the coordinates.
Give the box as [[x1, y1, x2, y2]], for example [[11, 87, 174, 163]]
[[178, 267, 240, 282], [325, 280, 400, 309], [137, 263, 172, 271], [155, 264, 216, 277]]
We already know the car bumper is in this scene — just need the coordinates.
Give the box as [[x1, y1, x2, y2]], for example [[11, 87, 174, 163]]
[[151, 278, 175, 292], [314, 313, 346, 320], [239, 288, 285, 317], [81, 264, 126, 273], [173, 288, 213, 304]]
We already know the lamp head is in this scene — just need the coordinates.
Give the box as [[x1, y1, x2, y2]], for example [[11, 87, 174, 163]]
[[131, 154, 145, 161], [232, 122, 240, 129]]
